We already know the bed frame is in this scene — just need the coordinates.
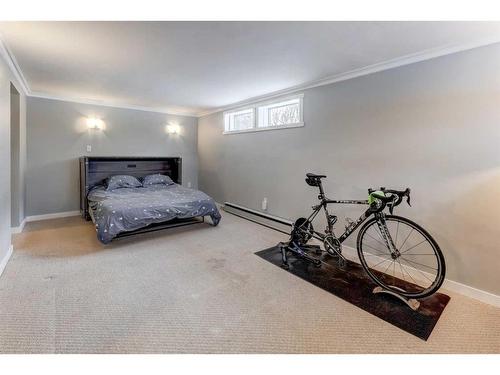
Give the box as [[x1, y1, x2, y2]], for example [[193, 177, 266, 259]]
[[79, 156, 203, 239]]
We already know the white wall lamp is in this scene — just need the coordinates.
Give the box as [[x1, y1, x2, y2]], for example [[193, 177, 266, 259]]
[[166, 123, 180, 135], [87, 118, 104, 130]]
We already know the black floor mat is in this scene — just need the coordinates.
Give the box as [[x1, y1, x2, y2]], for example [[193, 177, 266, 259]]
[[255, 246, 450, 341]]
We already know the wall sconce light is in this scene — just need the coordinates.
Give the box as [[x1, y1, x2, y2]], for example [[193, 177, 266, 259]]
[[166, 124, 180, 134], [87, 118, 104, 130]]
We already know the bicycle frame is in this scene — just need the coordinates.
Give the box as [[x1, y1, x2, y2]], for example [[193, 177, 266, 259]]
[[302, 198, 372, 243], [296, 176, 406, 260]]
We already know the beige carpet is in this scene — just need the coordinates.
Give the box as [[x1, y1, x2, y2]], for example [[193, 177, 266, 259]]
[[0, 211, 499, 353]]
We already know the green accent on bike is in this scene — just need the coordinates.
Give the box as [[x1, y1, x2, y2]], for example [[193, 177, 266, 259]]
[[368, 190, 385, 205]]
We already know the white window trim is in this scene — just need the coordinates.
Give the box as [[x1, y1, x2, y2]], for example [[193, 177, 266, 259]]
[[222, 121, 304, 135], [224, 107, 255, 133], [223, 93, 304, 135]]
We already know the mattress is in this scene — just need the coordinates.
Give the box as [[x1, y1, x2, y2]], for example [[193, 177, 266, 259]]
[[88, 184, 221, 243]]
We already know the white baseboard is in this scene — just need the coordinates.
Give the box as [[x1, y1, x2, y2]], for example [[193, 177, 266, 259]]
[[0, 244, 13, 278], [10, 211, 81, 234], [341, 245, 500, 308], [25, 211, 80, 223], [11, 217, 26, 234], [441, 278, 500, 307]]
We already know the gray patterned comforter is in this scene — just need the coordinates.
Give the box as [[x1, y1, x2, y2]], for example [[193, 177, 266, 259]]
[[88, 184, 221, 243]]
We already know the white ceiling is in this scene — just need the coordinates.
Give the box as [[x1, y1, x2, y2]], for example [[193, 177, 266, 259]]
[[1, 21, 499, 116]]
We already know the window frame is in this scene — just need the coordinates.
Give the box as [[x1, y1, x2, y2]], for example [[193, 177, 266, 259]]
[[223, 107, 256, 133], [223, 93, 304, 135]]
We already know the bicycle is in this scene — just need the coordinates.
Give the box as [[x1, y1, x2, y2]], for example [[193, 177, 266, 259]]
[[280, 173, 446, 300]]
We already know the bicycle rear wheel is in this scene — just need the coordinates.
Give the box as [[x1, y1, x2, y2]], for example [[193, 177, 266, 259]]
[[356, 215, 445, 299]]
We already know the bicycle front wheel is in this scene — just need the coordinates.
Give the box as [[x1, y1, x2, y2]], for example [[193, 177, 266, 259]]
[[356, 215, 445, 299]]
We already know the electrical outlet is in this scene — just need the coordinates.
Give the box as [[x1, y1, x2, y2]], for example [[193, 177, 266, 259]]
[[187, 182, 192, 188], [262, 197, 268, 211], [86, 145, 92, 153]]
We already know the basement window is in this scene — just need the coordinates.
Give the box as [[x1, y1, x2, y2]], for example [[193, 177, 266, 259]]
[[223, 94, 304, 134], [224, 108, 255, 132]]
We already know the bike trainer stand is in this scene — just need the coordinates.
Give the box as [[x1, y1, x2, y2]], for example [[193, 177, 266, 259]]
[[279, 240, 421, 311], [279, 241, 323, 270], [372, 286, 420, 311]]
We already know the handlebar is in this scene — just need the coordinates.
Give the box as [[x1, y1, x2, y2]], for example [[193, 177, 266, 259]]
[[368, 187, 411, 214]]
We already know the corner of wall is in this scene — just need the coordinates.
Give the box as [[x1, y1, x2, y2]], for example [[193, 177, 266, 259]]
[[0, 244, 13, 278]]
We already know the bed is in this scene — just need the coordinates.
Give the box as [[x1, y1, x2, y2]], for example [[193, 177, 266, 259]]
[[79, 156, 221, 243]]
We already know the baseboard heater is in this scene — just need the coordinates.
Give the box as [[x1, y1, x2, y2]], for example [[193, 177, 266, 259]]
[[222, 202, 292, 235]]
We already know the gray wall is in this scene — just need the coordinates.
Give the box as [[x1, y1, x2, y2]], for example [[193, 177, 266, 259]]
[[0, 53, 27, 263], [198, 44, 500, 295], [27, 97, 199, 216], [10, 84, 21, 227]]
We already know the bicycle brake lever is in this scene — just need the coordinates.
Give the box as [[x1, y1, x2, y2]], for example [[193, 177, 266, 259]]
[[388, 195, 398, 214], [406, 191, 411, 207]]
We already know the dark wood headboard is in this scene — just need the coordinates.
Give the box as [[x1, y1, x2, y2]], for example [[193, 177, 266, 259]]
[[79, 156, 182, 220]]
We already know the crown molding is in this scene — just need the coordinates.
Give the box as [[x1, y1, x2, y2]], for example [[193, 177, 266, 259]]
[[2, 32, 499, 118], [197, 38, 500, 117], [28, 92, 201, 118], [0, 35, 31, 95]]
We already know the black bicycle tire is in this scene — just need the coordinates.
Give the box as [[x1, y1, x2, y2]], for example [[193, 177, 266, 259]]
[[356, 215, 446, 299]]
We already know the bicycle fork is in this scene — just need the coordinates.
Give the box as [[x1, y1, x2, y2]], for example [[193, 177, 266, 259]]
[[372, 213, 420, 309], [375, 213, 400, 259]]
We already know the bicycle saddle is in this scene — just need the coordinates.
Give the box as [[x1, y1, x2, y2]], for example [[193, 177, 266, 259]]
[[306, 173, 326, 179]]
